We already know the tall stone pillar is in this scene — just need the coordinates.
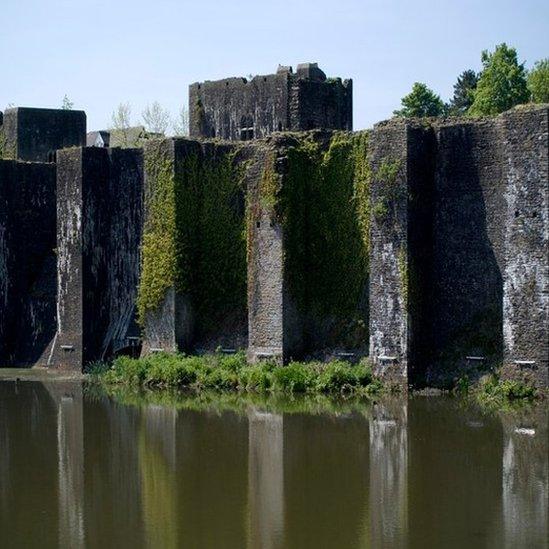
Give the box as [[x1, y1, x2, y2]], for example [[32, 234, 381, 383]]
[[247, 141, 301, 362], [368, 121, 433, 384], [501, 106, 549, 387], [51, 147, 142, 369]]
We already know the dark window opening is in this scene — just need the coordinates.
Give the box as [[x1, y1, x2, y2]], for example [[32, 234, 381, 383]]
[[532, 211, 538, 218], [240, 115, 254, 141], [277, 122, 283, 132], [256, 221, 261, 228], [515, 210, 520, 218], [47, 150, 57, 163]]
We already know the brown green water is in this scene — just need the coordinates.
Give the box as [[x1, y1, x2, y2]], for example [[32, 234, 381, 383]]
[[0, 380, 547, 549]]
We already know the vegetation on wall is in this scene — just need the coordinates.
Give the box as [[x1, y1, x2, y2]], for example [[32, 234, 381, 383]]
[[257, 132, 371, 347], [138, 141, 247, 334]]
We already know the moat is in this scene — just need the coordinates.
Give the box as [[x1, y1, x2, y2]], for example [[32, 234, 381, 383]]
[[0, 379, 546, 548]]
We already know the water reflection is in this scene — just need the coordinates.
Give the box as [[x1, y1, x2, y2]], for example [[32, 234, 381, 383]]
[[0, 381, 547, 549]]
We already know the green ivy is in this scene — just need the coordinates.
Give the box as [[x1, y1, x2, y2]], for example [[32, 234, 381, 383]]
[[268, 132, 372, 342], [138, 141, 247, 335]]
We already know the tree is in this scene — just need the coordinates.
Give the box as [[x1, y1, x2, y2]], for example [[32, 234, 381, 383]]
[[447, 70, 478, 115], [172, 106, 189, 136], [528, 59, 549, 103], [393, 82, 444, 118], [468, 44, 529, 116], [111, 102, 133, 147], [61, 95, 74, 110], [142, 101, 171, 135]]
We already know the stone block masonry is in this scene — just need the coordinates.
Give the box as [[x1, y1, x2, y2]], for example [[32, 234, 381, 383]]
[[0, 97, 546, 388], [0, 160, 56, 366], [189, 63, 352, 141], [1, 107, 86, 162], [50, 147, 142, 370], [140, 138, 251, 355], [369, 105, 548, 387]]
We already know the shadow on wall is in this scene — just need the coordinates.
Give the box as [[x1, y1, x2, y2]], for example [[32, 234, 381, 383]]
[[426, 123, 504, 384]]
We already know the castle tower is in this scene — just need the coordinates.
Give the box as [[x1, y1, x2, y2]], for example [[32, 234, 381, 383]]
[[189, 63, 352, 140]]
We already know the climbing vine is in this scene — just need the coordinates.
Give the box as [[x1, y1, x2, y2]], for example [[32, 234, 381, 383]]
[[371, 159, 403, 221], [272, 132, 372, 331], [138, 141, 247, 333]]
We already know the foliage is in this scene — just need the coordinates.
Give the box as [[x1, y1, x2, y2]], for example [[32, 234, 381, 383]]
[[277, 133, 371, 324], [61, 94, 74, 110], [371, 159, 403, 222], [528, 58, 549, 103], [394, 82, 445, 118], [138, 142, 247, 333], [142, 101, 171, 135], [473, 373, 537, 409], [138, 142, 178, 322], [93, 351, 383, 397], [447, 70, 478, 115], [468, 44, 529, 116]]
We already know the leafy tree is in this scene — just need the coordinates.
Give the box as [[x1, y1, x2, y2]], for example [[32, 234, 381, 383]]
[[394, 82, 445, 117], [468, 43, 529, 116], [447, 70, 478, 115], [142, 101, 171, 135], [528, 59, 549, 103], [61, 95, 74, 110]]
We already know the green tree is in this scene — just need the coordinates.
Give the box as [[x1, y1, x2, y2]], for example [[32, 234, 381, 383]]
[[528, 59, 549, 103], [61, 95, 74, 110], [448, 70, 478, 115], [394, 82, 444, 118], [468, 43, 529, 116]]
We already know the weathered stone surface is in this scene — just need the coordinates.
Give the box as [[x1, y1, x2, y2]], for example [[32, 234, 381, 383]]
[[0, 159, 56, 366], [500, 106, 548, 387], [189, 64, 352, 140], [370, 105, 548, 388], [51, 147, 143, 370], [2, 107, 86, 162]]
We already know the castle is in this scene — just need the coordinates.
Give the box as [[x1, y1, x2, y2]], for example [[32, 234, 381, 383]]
[[0, 63, 547, 388]]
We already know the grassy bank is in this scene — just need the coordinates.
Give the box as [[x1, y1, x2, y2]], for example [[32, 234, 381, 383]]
[[90, 351, 384, 397]]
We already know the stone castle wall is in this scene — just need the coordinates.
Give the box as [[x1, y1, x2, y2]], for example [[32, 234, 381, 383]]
[[0, 104, 546, 387], [189, 65, 352, 141]]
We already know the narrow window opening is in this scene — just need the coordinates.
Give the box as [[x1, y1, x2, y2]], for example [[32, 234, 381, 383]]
[[256, 221, 260, 228]]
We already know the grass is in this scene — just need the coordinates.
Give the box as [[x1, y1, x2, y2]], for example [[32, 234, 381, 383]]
[[451, 370, 542, 411], [89, 351, 384, 397]]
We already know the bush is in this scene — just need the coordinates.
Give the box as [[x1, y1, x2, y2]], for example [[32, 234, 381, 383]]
[[95, 353, 382, 397], [272, 363, 316, 393]]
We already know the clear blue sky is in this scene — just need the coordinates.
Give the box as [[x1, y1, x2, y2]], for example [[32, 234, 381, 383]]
[[1, 0, 547, 131]]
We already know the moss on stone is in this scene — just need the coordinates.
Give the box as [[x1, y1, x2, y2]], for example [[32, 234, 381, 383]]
[[138, 141, 247, 333], [275, 132, 372, 325]]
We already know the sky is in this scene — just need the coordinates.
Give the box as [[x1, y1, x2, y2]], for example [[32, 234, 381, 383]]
[[1, 0, 547, 132]]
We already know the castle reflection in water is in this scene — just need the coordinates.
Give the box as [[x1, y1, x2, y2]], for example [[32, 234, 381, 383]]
[[0, 381, 546, 549]]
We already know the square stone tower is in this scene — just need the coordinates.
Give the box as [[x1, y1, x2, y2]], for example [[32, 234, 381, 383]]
[[189, 63, 352, 140]]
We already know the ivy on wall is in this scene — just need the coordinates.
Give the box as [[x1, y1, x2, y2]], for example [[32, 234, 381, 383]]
[[262, 131, 372, 345], [138, 141, 247, 334]]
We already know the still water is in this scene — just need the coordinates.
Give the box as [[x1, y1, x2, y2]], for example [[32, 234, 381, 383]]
[[0, 380, 547, 549]]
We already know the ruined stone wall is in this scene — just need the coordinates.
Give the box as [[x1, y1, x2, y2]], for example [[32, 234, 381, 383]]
[[141, 138, 251, 355], [429, 119, 506, 383], [0, 160, 56, 366], [500, 106, 548, 386], [292, 79, 352, 131], [2, 108, 86, 162], [189, 70, 352, 141], [189, 74, 291, 140], [51, 148, 142, 370], [368, 120, 412, 383]]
